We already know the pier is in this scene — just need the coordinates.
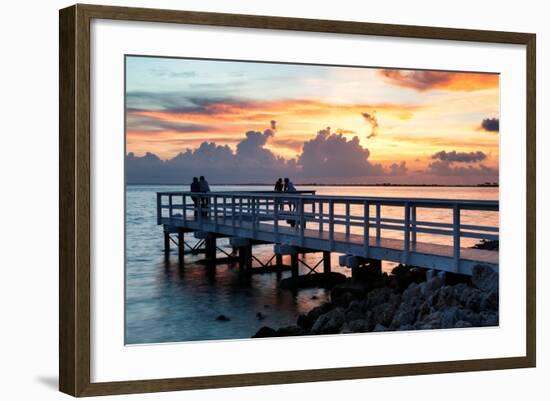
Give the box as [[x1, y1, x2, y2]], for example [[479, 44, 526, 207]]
[[156, 191, 499, 277]]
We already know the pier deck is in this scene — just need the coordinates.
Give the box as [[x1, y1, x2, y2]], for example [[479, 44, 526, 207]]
[[157, 191, 499, 275]]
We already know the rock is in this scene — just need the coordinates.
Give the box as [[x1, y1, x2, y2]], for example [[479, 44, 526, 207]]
[[430, 286, 457, 310], [366, 287, 394, 309], [397, 324, 415, 331], [480, 311, 499, 327], [454, 320, 473, 328], [331, 280, 369, 300], [440, 306, 461, 328], [311, 307, 346, 334], [252, 326, 277, 338], [480, 289, 499, 312], [391, 304, 417, 328], [215, 314, 230, 322], [297, 303, 333, 329], [472, 239, 499, 251], [331, 291, 356, 308], [471, 265, 499, 293], [372, 302, 396, 327], [373, 324, 387, 332], [340, 319, 369, 334], [276, 325, 305, 337], [256, 312, 267, 320]]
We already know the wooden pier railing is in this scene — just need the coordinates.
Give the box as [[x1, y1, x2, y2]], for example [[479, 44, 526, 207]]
[[156, 191, 499, 275]]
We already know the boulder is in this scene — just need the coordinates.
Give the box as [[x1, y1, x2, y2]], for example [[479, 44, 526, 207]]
[[471, 265, 499, 293], [340, 319, 369, 334], [311, 307, 346, 334], [252, 326, 277, 338], [366, 287, 394, 309], [391, 304, 417, 328], [480, 289, 499, 312], [372, 302, 397, 327], [480, 311, 499, 327], [276, 325, 305, 337]]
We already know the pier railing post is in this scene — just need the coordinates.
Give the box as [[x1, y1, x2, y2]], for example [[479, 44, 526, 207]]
[[274, 198, 280, 242], [168, 194, 173, 219], [182, 194, 187, 227], [403, 202, 410, 265], [363, 201, 370, 258], [329, 200, 335, 251], [345, 202, 351, 239], [156, 193, 162, 225], [299, 198, 305, 246], [376, 204, 381, 242], [318, 201, 324, 234], [214, 196, 218, 232], [453, 204, 461, 272], [411, 204, 417, 248]]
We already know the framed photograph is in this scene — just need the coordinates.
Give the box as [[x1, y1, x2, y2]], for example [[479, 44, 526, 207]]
[[59, 4, 536, 397]]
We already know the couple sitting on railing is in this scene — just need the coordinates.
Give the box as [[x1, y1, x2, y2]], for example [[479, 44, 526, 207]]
[[274, 177, 301, 228], [273, 177, 296, 193], [190, 176, 210, 218]]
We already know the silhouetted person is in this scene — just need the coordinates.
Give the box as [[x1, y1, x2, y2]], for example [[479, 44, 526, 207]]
[[190, 177, 200, 218], [274, 178, 283, 192], [284, 177, 297, 227], [199, 176, 210, 217]]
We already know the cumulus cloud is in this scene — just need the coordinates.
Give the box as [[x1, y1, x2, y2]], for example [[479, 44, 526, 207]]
[[388, 161, 408, 176], [298, 128, 383, 177], [127, 126, 388, 183], [481, 118, 499, 132], [431, 150, 487, 163], [361, 112, 379, 139]]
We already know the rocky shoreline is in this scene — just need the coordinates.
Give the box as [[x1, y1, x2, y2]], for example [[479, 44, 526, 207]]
[[253, 262, 499, 338]]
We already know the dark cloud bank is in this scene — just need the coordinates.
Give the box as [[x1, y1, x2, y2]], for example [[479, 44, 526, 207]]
[[481, 118, 499, 132], [127, 127, 390, 184]]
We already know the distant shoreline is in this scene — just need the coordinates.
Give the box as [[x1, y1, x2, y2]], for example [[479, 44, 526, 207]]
[[126, 183, 499, 188]]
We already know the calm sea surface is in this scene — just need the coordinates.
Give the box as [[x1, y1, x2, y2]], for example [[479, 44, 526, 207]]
[[125, 185, 498, 344]]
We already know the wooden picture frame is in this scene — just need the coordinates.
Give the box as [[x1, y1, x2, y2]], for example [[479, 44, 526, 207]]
[[59, 3, 536, 397]]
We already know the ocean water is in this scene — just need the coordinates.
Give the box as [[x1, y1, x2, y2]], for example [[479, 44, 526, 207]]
[[125, 185, 498, 344]]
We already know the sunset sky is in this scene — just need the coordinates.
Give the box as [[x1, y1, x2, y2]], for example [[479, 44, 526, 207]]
[[125, 56, 499, 185]]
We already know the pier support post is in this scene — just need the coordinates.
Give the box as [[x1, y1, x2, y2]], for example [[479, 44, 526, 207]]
[[205, 237, 216, 264], [290, 254, 299, 278], [323, 251, 331, 275], [177, 230, 184, 266], [276, 254, 283, 268], [369, 258, 382, 276], [238, 245, 252, 271], [163, 231, 170, 257]]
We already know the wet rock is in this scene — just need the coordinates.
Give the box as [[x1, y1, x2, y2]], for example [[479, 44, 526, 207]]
[[311, 307, 346, 334], [372, 302, 396, 327], [252, 326, 277, 338], [373, 324, 387, 332], [440, 306, 461, 328], [366, 287, 394, 309], [340, 319, 369, 334], [276, 325, 305, 337], [215, 314, 230, 322], [471, 265, 499, 293], [480, 311, 499, 327], [297, 303, 333, 329], [391, 304, 417, 328], [454, 320, 473, 328], [480, 289, 499, 312], [331, 280, 369, 300], [331, 291, 356, 308]]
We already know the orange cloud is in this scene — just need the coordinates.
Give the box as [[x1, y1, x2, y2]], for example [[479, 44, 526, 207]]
[[379, 69, 499, 92]]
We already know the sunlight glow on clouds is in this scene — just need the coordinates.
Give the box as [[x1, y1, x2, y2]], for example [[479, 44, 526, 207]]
[[125, 56, 499, 185]]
